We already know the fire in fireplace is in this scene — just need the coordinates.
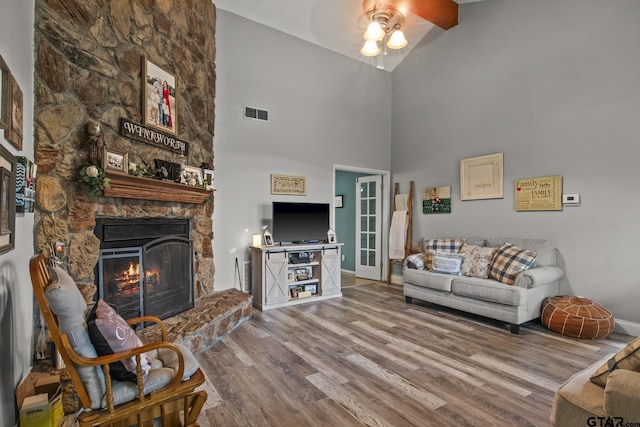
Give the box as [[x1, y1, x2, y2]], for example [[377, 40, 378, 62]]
[[94, 218, 194, 321]]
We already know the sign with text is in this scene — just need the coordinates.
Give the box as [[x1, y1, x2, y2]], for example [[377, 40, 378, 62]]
[[515, 175, 563, 211], [119, 118, 189, 156]]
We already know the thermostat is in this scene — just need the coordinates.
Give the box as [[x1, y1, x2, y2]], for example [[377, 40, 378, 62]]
[[562, 194, 581, 206]]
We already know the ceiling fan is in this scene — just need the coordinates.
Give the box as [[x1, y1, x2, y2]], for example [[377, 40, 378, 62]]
[[360, 0, 458, 57]]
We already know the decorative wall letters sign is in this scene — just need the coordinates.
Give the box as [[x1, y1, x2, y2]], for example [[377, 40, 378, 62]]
[[120, 118, 189, 156], [271, 174, 307, 195], [515, 175, 563, 211]]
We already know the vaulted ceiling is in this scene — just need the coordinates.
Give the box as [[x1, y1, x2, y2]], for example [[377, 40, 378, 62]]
[[214, 0, 483, 71]]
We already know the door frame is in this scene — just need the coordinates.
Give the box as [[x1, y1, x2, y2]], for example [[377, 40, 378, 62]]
[[332, 164, 391, 281]]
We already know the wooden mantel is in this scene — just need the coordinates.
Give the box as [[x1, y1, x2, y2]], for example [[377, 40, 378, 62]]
[[103, 172, 213, 204]]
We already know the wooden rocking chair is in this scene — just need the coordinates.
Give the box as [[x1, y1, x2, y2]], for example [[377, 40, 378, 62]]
[[29, 253, 207, 427]]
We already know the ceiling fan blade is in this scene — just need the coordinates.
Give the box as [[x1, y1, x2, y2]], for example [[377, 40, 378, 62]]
[[409, 0, 458, 30]]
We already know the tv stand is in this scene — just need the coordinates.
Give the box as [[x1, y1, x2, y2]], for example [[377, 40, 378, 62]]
[[251, 243, 342, 310]]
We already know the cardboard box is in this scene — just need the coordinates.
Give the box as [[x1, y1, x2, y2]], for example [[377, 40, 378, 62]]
[[16, 372, 63, 427]]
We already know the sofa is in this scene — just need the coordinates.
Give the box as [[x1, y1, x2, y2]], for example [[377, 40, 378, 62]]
[[403, 237, 563, 333], [551, 337, 640, 426]]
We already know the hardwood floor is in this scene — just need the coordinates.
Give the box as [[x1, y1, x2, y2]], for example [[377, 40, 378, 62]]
[[195, 283, 632, 426]]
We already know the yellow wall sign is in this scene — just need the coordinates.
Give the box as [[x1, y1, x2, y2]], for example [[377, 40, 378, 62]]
[[515, 175, 563, 211]]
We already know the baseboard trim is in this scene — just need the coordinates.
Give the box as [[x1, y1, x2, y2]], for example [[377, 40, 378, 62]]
[[614, 319, 640, 337], [390, 272, 403, 285]]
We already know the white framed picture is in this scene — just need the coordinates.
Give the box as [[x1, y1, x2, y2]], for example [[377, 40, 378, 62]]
[[327, 228, 337, 244], [263, 229, 274, 246], [181, 165, 203, 186]]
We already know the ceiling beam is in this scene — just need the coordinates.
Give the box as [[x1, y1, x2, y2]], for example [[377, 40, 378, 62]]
[[409, 0, 458, 30]]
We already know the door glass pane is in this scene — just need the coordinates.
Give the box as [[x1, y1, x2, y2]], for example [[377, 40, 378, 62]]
[[369, 216, 376, 231], [368, 234, 376, 249], [361, 199, 368, 215], [369, 184, 376, 198], [360, 250, 367, 265], [360, 183, 368, 196], [360, 233, 367, 248], [368, 251, 376, 265], [360, 217, 367, 232], [369, 199, 376, 214]]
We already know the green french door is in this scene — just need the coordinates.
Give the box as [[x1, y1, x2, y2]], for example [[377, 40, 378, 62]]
[[355, 175, 382, 280]]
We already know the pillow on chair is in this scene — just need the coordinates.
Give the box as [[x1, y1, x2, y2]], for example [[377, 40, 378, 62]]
[[87, 299, 152, 383], [45, 266, 106, 409]]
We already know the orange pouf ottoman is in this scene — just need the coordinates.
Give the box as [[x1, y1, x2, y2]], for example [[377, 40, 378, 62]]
[[541, 296, 614, 339]]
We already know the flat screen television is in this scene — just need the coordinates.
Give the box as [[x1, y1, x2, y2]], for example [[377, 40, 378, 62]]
[[272, 202, 330, 244]]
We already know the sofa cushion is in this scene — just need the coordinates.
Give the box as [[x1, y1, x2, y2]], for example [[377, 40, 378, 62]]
[[485, 238, 556, 266], [403, 268, 454, 292], [432, 251, 464, 275], [459, 244, 498, 279], [590, 337, 640, 387], [451, 276, 526, 306], [423, 238, 464, 270], [489, 242, 537, 286]]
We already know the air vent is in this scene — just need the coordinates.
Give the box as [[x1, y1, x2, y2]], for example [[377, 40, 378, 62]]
[[244, 105, 269, 122]]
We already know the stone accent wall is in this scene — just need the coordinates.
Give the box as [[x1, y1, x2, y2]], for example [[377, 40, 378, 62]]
[[33, 0, 217, 298]]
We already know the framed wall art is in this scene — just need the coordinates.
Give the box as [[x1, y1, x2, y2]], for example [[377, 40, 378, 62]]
[[460, 152, 504, 201], [422, 186, 451, 214], [5, 71, 23, 150], [334, 195, 343, 208], [0, 143, 16, 254], [143, 57, 177, 135], [103, 148, 128, 173], [515, 175, 563, 211], [0, 55, 9, 131], [270, 174, 307, 195]]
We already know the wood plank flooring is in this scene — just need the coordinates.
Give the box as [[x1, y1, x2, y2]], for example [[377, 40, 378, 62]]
[[195, 283, 632, 426]]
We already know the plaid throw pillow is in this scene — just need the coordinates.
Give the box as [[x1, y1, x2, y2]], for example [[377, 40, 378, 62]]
[[423, 239, 464, 270], [489, 242, 536, 285], [591, 336, 640, 386], [404, 253, 428, 270]]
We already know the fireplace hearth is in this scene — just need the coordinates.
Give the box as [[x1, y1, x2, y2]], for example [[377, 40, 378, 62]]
[[95, 218, 194, 321]]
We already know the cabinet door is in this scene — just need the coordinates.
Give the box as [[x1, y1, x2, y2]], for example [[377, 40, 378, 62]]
[[265, 255, 289, 305], [321, 250, 341, 296]]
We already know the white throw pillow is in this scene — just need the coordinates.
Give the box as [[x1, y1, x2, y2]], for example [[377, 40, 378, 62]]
[[432, 251, 464, 275]]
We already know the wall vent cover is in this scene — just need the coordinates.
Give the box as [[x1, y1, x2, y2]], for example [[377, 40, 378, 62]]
[[244, 105, 269, 122]]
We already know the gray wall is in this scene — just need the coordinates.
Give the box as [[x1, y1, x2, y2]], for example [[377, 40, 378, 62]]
[[213, 10, 392, 290], [392, 0, 640, 332], [0, 1, 35, 423]]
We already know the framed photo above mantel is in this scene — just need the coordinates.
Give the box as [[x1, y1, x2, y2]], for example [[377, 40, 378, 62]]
[[143, 57, 177, 135], [460, 152, 504, 201]]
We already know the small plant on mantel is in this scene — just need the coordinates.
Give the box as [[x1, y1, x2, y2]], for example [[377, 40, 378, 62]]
[[78, 161, 110, 197]]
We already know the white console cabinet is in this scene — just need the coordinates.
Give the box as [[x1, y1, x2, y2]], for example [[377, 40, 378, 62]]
[[251, 243, 342, 310]]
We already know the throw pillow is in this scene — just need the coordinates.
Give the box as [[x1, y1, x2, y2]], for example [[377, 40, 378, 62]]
[[489, 242, 537, 286], [432, 251, 465, 275], [466, 246, 499, 279], [423, 238, 464, 270], [87, 299, 151, 383], [403, 253, 428, 270], [459, 244, 480, 276], [590, 337, 640, 387]]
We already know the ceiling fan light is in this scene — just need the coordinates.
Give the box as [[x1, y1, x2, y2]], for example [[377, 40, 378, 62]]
[[360, 40, 380, 57], [387, 30, 408, 49], [363, 21, 384, 41]]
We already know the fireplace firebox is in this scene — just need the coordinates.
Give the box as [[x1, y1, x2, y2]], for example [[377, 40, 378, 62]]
[[94, 218, 194, 321]]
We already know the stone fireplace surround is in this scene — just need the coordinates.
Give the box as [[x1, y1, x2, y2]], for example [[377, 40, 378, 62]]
[[31, 0, 252, 359]]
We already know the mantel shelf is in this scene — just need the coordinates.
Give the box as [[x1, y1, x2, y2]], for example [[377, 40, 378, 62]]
[[103, 172, 213, 204]]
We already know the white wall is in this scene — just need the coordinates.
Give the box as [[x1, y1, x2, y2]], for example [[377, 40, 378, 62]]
[[0, 0, 35, 424], [392, 0, 640, 333], [213, 10, 392, 291]]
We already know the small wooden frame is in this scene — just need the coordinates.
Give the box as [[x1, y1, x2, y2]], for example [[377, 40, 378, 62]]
[[103, 148, 128, 174]]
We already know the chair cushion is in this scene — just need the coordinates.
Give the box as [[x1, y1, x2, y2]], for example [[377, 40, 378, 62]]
[[87, 299, 152, 383], [489, 242, 536, 286], [105, 343, 200, 407], [45, 266, 105, 409]]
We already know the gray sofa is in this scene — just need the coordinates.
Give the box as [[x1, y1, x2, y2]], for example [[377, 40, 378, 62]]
[[403, 237, 563, 333]]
